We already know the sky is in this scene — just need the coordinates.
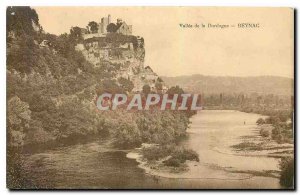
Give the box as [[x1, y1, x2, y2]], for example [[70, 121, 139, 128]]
[[34, 7, 294, 78]]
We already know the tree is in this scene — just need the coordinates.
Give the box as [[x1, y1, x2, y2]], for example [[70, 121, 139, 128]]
[[265, 116, 281, 125], [142, 84, 151, 95], [57, 98, 97, 137], [96, 79, 124, 95], [167, 86, 184, 95], [28, 92, 56, 112], [110, 118, 141, 147], [8, 96, 31, 126], [157, 77, 163, 82], [7, 34, 37, 74], [256, 118, 265, 125], [70, 26, 82, 39], [88, 21, 98, 33], [107, 23, 117, 33], [7, 96, 31, 146], [7, 6, 40, 36], [155, 82, 163, 91]]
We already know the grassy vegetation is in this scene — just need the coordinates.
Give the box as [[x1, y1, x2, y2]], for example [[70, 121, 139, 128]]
[[142, 144, 199, 167], [256, 115, 293, 144], [256, 114, 294, 188], [231, 142, 264, 151], [259, 128, 270, 137], [279, 157, 294, 188]]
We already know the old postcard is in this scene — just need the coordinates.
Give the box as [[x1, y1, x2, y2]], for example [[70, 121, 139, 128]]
[[6, 6, 294, 189]]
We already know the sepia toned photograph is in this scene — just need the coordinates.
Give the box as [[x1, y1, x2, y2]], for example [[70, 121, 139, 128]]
[[6, 6, 294, 189]]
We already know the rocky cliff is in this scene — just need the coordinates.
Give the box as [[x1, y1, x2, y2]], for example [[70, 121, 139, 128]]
[[75, 33, 165, 92]]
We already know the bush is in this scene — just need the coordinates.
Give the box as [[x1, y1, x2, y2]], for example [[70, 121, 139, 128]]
[[260, 128, 270, 137], [163, 148, 199, 167], [171, 148, 200, 163], [272, 126, 293, 144], [142, 145, 173, 161], [142, 144, 199, 167], [265, 116, 281, 125], [279, 157, 294, 188], [180, 149, 200, 162], [111, 119, 141, 148], [256, 118, 265, 125], [163, 157, 181, 167]]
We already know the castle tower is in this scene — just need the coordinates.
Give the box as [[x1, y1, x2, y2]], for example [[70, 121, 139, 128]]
[[100, 16, 109, 33], [108, 14, 111, 24]]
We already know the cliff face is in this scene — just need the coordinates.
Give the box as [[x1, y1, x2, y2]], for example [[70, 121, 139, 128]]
[[76, 35, 143, 67], [76, 33, 165, 92]]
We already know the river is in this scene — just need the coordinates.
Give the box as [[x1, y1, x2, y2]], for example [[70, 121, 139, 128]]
[[20, 110, 281, 189]]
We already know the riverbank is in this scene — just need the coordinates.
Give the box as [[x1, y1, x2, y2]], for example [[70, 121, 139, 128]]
[[9, 138, 281, 189], [126, 143, 199, 177], [231, 133, 294, 158], [8, 110, 288, 189], [125, 110, 284, 189], [203, 108, 294, 158], [127, 148, 256, 180]]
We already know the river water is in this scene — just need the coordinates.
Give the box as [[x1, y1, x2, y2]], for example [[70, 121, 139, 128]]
[[20, 110, 281, 189]]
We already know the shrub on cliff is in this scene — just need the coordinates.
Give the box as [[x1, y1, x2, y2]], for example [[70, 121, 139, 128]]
[[118, 77, 134, 93]]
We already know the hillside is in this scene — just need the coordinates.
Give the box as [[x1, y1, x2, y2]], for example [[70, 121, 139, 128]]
[[6, 7, 191, 149], [162, 75, 294, 96]]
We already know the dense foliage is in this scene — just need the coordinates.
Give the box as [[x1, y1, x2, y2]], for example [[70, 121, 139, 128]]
[[7, 6, 193, 149], [142, 144, 199, 167], [256, 110, 293, 144], [7, 6, 39, 36]]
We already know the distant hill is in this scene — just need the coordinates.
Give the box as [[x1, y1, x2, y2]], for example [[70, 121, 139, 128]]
[[162, 75, 294, 96]]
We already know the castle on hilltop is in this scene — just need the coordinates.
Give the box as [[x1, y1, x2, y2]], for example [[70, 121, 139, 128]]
[[81, 14, 132, 39], [97, 15, 132, 35], [74, 15, 168, 93]]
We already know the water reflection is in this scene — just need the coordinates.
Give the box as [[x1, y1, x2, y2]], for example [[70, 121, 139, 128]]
[[21, 110, 281, 189]]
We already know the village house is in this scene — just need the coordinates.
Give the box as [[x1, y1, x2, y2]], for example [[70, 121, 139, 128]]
[[115, 19, 132, 35]]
